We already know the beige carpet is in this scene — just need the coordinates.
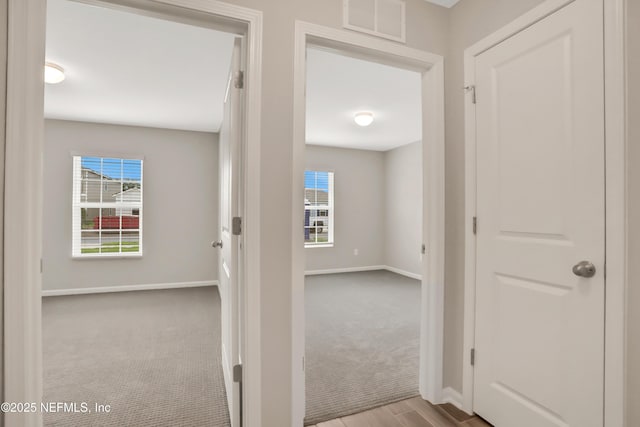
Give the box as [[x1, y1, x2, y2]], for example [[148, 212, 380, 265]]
[[42, 287, 230, 427], [305, 270, 421, 425]]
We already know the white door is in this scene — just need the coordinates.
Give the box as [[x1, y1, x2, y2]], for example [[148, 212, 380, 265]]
[[218, 37, 243, 427], [473, 1, 604, 426]]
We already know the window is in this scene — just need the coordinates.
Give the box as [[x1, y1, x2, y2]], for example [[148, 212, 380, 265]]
[[72, 156, 143, 257], [304, 170, 334, 247]]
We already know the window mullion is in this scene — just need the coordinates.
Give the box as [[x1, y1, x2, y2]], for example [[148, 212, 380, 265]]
[[99, 157, 103, 254]]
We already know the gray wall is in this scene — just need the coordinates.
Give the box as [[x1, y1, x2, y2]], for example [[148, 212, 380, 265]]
[[443, 0, 547, 392], [627, 0, 639, 424], [384, 141, 422, 276], [6, 1, 632, 425], [0, 0, 6, 407], [304, 143, 423, 277], [305, 145, 385, 271], [217, 2, 449, 421], [42, 119, 219, 291]]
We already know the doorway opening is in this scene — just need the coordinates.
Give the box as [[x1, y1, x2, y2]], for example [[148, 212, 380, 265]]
[[291, 22, 446, 427], [5, 0, 262, 425], [303, 45, 424, 425], [41, 1, 239, 425]]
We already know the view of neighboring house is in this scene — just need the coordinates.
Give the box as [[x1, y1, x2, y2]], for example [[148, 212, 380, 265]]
[[80, 167, 141, 230], [80, 167, 122, 223], [304, 188, 329, 241], [80, 167, 122, 201], [114, 188, 142, 216]]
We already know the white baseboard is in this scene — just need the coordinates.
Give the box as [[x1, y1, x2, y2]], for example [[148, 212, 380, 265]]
[[42, 280, 218, 297], [383, 265, 422, 280], [441, 387, 465, 411], [304, 265, 422, 280], [304, 265, 386, 276]]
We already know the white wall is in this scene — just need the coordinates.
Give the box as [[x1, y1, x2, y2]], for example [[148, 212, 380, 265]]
[[42, 119, 219, 291], [305, 145, 385, 271], [384, 141, 422, 276]]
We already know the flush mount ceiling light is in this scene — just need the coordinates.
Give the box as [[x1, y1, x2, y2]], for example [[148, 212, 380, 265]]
[[354, 111, 374, 127], [44, 62, 65, 84]]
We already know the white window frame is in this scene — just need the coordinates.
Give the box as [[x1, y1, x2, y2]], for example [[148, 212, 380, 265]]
[[71, 155, 144, 258], [304, 170, 334, 248]]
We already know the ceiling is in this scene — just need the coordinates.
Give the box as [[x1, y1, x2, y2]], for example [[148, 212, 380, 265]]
[[424, 0, 460, 7], [46, 0, 423, 150], [45, 0, 235, 132], [306, 48, 422, 151]]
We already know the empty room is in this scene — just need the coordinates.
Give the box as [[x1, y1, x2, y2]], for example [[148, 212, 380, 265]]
[[303, 46, 429, 425], [39, 0, 242, 425]]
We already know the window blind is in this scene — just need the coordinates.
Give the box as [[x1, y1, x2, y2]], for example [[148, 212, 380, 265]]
[[304, 170, 334, 246], [71, 156, 143, 257]]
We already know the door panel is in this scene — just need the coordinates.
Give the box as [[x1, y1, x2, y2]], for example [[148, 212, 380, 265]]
[[219, 37, 243, 427], [473, 1, 604, 426]]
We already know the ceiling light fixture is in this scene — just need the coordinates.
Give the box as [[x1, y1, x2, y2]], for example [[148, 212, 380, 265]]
[[44, 62, 65, 84], [354, 111, 374, 127]]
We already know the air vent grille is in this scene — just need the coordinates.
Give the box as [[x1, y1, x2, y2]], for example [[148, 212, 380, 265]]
[[343, 0, 406, 43]]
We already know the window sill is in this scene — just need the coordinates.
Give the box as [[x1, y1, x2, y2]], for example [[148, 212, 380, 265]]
[[72, 253, 143, 260], [305, 244, 334, 249]]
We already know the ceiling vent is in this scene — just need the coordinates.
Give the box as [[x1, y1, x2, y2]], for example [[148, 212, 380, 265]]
[[343, 0, 406, 43]]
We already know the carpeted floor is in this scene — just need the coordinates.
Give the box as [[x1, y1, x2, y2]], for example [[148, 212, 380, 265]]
[[42, 287, 230, 427], [305, 270, 421, 425]]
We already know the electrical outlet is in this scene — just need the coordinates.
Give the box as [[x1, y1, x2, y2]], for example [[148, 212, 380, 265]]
[[354, 249, 359, 256]]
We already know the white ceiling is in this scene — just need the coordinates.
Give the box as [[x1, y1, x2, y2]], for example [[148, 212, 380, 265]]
[[46, 0, 423, 149], [306, 48, 422, 151], [424, 0, 460, 7], [45, 0, 235, 132]]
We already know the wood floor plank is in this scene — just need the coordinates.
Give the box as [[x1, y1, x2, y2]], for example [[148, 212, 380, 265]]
[[364, 407, 405, 427], [405, 397, 460, 427], [437, 403, 474, 423], [342, 411, 372, 427], [463, 417, 492, 427], [395, 410, 436, 427], [317, 420, 348, 427], [313, 398, 493, 427], [386, 400, 414, 415]]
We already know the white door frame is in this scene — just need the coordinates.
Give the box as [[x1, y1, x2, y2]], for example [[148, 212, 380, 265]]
[[5, 1, 263, 426], [292, 21, 446, 425], [461, 0, 627, 425]]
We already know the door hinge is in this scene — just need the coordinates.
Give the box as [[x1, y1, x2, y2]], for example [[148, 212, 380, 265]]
[[234, 70, 244, 89], [232, 217, 242, 236], [40, 258, 43, 273], [464, 85, 476, 104], [234, 363, 244, 427], [421, 244, 426, 255], [302, 356, 305, 371], [473, 217, 477, 235], [233, 364, 243, 382], [470, 348, 476, 366]]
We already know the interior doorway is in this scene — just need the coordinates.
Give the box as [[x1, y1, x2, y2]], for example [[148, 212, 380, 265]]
[[5, 0, 262, 426], [291, 22, 446, 427], [463, 1, 609, 426], [302, 45, 424, 425], [40, 0, 242, 425]]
